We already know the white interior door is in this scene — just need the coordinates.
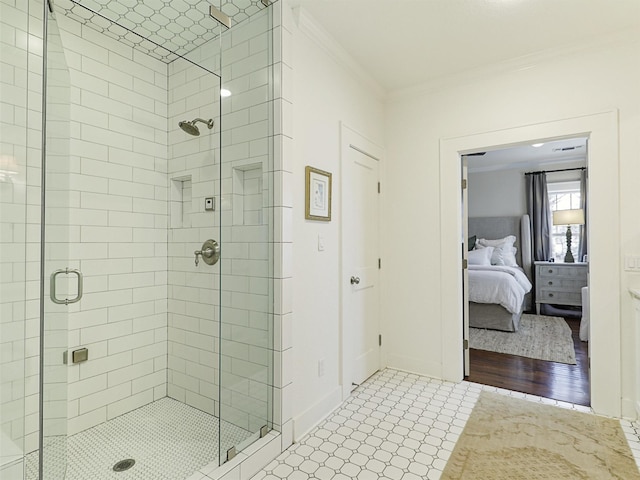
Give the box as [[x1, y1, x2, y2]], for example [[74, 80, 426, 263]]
[[341, 125, 381, 395]]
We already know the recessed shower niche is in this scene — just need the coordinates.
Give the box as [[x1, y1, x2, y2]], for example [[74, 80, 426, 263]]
[[232, 162, 264, 226], [170, 176, 193, 229]]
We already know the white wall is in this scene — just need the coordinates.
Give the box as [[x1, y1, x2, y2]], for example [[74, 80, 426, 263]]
[[384, 30, 640, 416], [287, 5, 385, 439], [468, 159, 585, 218]]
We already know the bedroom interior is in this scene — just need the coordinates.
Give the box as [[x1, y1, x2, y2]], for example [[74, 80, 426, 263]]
[[463, 138, 589, 406]]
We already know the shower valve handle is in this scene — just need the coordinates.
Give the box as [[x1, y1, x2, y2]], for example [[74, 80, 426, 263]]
[[194, 239, 221, 267], [194, 247, 213, 265]]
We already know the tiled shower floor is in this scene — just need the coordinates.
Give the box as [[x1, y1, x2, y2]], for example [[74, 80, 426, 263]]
[[26, 398, 252, 480]]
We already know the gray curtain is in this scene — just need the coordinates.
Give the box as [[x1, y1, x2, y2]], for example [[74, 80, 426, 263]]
[[526, 172, 552, 262], [578, 169, 588, 261]]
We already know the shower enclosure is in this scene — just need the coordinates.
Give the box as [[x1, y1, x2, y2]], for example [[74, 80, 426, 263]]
[[1, 0, 276, 478]]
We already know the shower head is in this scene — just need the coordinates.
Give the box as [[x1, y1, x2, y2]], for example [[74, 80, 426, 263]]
[[179, 118, 214, 136]]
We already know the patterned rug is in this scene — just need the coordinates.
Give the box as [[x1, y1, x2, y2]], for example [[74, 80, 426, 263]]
[[442, 391, 640, 480], [470, 314, 576, 364]]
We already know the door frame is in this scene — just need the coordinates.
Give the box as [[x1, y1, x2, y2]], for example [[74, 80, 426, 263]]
[[439, 111, 621, 417], [339, 123, 385, 400], [461, 156, 469, 377]]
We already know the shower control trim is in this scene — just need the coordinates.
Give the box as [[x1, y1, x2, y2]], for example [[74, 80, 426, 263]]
[[195, 239, 220, 267]]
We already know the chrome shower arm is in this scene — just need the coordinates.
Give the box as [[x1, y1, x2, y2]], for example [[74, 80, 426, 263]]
[[193, 118, 214, 129]]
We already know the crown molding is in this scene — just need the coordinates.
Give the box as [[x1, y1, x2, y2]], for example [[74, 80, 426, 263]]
[[293, 6, 387, 101], [389, 27, 640, 101]]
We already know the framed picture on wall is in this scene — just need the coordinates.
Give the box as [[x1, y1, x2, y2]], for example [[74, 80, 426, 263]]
[[305, 166, 332, 221]]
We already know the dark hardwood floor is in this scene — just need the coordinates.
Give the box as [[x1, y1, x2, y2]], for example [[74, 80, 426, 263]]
[[465, 318, 590, 406]]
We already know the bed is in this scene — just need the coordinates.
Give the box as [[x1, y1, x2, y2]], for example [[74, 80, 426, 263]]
[[467, 214, 533, 332]]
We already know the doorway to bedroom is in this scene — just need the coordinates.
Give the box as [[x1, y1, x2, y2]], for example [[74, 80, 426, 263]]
[[462, 138, 590, 407]]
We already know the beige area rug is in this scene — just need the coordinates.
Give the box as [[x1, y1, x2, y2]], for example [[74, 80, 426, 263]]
[[442, 391, 640, 480], [470, 314, 576, 364]]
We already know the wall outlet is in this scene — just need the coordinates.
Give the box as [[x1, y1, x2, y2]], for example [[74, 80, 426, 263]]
[[318, 358, 325, 377], [318, 234, 325, 252]]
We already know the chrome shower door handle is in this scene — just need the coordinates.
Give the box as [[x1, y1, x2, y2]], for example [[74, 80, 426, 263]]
[[50, 268, 83, 305]]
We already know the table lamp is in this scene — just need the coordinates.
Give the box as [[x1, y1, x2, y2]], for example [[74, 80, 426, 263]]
[[552, 208, 585, 263]]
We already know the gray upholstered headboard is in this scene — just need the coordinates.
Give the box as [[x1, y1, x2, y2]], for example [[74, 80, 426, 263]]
[[468, 214, 533, 296]]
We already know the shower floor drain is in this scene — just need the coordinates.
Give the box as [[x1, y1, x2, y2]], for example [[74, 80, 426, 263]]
[[113, 459, 135, 472]]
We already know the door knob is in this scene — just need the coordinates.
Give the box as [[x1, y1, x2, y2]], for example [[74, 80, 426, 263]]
[[350, 276, 360, 285]]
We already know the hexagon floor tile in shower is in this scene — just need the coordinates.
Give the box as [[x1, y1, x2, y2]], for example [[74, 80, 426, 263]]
[[26, 397, 252, 480]]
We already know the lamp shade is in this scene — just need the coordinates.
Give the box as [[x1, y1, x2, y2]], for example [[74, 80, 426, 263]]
[[552, 208, 585, 226]]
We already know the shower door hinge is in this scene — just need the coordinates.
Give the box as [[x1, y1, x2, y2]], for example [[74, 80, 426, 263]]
[[210, 5, 231, 29], [378, 258, 381, 269], [378, 182, 381, 193], [461, 179, 467, 190], [463, 259, 468, 269], [379, 334, 382, 346], [464, 339, 469, 350], [260, 425, 268, 438], [226, 446, 237, 462]]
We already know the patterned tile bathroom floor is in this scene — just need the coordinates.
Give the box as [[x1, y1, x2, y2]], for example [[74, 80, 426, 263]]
[[25, 397, 252, 480], [252, 369, 640, 480]]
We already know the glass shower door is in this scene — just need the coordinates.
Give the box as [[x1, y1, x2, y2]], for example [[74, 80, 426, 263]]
[[39, 6, 71, 479], [0, 0, 29, 477], [218, 3, 275, 464]]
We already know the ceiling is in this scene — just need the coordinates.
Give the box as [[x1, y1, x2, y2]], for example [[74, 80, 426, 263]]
[[292, 0, 640, 92], [467, 137, 588, 173], [57, 0, 269, 62]]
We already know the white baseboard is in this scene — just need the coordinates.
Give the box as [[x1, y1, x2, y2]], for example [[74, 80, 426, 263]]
[[630, 398, 640, 421], [386, 354, 442, 380], [292, 386, 343, 442]]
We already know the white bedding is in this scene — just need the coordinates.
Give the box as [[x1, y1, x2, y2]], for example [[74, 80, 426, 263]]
[[468, 265, 532, 315]]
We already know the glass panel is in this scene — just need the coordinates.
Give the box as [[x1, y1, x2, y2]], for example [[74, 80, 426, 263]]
[[41, 6, 71, 479], [166, 44, 224, 474], [39, 1, 226, 476], [218, 4, 274, 464], [0, 0, 30, 477]]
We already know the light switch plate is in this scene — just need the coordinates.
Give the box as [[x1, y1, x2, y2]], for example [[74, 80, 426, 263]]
[[624, 255, 640, 271]]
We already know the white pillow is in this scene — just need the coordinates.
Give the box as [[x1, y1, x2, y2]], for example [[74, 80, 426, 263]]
[[468, 247, 494, 266], [476, 235, 516, 248], [492, 245, 518, 267], [476, 242, 518, 266]]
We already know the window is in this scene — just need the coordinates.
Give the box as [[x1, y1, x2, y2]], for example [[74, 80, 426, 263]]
[[548, 181, 582, 262]]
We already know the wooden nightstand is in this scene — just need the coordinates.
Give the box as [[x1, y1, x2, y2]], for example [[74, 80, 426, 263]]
[[534, 261, 588, 315]]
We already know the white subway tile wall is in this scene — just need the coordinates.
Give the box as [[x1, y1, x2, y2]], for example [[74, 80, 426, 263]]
[[0, 1, 31, 475], [0, 0, 42, 478], [51, 12, 170, 440], [272, 0, 295, 449]]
